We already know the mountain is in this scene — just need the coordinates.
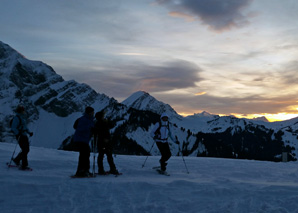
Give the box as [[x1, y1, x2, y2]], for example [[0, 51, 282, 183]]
[[252, 116, 269, 122], [0, 41, 116, 148], [1, 41, 298, 162], [122, 91, 181, 120]]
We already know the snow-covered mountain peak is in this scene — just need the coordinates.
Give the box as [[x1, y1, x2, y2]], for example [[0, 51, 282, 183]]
[[252, 116, 269, 122], [122, 91, 149, 106], [0, 41, 25, 73], [0, 41, 115, 146], [0, 41, 22, 59], [122, 90, 180, 119], [189, 111, 219, 119]]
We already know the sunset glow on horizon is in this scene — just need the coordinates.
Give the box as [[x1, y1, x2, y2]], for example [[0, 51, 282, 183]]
[[178, 112, 298, 122], [1, 0, 298, 121]]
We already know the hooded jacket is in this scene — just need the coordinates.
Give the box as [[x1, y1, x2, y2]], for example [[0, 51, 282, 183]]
[[11, 113, 30, 136], [150, 113, 174, 143], [73, 113, 95, 144]]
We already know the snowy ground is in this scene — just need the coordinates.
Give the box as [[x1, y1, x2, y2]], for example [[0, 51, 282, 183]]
[[1, 142, 298, 213]]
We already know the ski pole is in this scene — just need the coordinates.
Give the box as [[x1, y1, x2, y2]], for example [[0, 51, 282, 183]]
[[92, 137, 96, 176], [8, 136, 20, 169], [142, 141, 155, 168], [176, 136, 189, 174]]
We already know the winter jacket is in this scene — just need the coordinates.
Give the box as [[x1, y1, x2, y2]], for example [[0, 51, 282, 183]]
[[94, 118, 113, 148], [11, 113, 31, 136], [73, 113, 95, 144], [150, 114, 174, 143]]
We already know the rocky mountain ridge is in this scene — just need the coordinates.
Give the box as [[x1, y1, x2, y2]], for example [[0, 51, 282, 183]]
[[1, 41, 297, 161]]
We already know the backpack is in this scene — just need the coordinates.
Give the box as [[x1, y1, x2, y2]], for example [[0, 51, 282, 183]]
[[154, 121, 170, 140], [9, 115, 21, 129]]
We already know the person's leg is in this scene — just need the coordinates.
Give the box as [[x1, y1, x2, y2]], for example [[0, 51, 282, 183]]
[[106, 149, 117, 173], [76, 143, 90, 176], [97, 148, 105, 174], [156, 142, 172, 171], [15, 135, 30, 168]]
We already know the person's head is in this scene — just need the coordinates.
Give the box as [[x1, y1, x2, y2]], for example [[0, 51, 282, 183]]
[[95, 111, 105, 120], [16, 105, 25, 114], [85, 106, 94, 116], [160, 113, 169, 122]]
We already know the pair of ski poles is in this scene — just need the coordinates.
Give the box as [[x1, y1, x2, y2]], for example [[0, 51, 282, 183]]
[[141, 137, 189, 174]]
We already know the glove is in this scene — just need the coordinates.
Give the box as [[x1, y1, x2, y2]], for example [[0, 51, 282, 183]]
[[29, 132, 33, 137]]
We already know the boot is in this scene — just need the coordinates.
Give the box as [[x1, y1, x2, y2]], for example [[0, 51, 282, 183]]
[[160, 160, 167, 171], [12, 158, 20, 166], [98, 169, 106, 175], [75, 170, 89, 177], [109, 168, 120, 175]]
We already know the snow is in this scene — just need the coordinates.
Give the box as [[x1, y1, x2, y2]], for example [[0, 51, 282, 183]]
[[1, 142, 298, 213], [122, 91, 180, 120], [122, 91, 147, 107], [29, 109, 81, 149]]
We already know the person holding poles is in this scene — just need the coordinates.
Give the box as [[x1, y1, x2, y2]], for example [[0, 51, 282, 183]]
[[10, 105, 33, 170], [73, 106, 95, 177], [151, 112, 179, 172], [94, 110, 119, 175]]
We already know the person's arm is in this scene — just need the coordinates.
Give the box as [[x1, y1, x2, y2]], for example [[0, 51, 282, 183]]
[[168, 123, 179, 144], [23, 120, 33, 136], [73, 118, 79, 129], [150, 122, 160, 138], [11, 117, 20, 136]]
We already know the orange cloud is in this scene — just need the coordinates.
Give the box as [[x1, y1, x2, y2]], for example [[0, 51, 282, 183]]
[[169, 11, 195, 22], [195, 92, 206, 96]]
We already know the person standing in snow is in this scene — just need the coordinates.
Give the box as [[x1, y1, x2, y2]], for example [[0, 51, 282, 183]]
[[94, 111, 119, 175], [11, 105, 34, 170], [73, 106, 95, 177], [151, 113, 179, 172]]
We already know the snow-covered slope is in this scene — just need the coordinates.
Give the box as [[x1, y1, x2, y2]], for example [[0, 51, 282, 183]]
[[1, 142, 298, 213]]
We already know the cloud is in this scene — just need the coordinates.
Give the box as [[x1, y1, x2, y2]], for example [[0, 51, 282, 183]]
[[195, 92, 206, 96], [156, 0, 254, 31], [134, 60, 203, 92], [279, 60, 298, 86], [168, 11, 195, 22], [61, 59, 203, 100], [157, 92, 298, 116]]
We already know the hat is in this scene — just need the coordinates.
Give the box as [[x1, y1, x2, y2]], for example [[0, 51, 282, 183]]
[[160, 112, 169, 119], [85, 106, 94, 114], [16, 105, 25, 113]]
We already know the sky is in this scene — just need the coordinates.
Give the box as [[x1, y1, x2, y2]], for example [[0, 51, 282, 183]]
[[1, 0, 298, 121]]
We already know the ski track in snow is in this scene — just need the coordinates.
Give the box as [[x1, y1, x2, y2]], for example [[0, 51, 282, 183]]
[[1, 143, 298, 213]]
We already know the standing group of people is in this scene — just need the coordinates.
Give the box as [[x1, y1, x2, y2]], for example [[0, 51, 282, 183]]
[[10, 105, 178, 177], [73, 106, 119, 177]]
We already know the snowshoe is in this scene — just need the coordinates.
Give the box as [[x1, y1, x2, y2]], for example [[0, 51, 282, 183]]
[[156, 168, 170, 176], [19, 166, 33, 171], [72, 170, 95, 178]]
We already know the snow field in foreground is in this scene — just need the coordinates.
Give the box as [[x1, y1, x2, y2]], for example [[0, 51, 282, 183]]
[[1, 142, 298, 213]]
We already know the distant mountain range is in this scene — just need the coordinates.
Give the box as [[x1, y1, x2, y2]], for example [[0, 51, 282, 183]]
[[1, 41, 297, 162]]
